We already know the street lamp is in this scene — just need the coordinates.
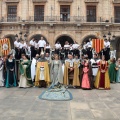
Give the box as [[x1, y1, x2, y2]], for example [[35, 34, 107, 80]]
[[15, 32, 28, 41], [103, 32, 116, 41]]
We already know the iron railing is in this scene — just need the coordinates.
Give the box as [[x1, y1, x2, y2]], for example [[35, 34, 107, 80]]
[[29, 16, 102, 23], [1, 16, 21, 22], [1, 16, 120, 24], [111, 17, 120, 23]]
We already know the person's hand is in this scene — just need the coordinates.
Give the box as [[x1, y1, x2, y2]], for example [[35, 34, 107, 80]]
[[101, 70, 105, 73]]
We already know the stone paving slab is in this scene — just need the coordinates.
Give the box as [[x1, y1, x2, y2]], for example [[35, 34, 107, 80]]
[[0, 84, 120, 120]]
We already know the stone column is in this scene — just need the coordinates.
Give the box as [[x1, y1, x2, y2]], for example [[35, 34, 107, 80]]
[[21, 0, 29, 20], [0, 0, 2, 20]]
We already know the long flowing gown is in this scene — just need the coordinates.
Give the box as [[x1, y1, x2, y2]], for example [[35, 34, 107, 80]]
[[39, 60, 73, 101], [109, 63, 116, 82], [0, 59, 4, 86], [116, 65, 120, 83], [94, 61, 110, 89], [81, 62, 93, 89], [19, 59, 33, 88], [5, 59, 17, 88], [50, 60, 63, 86]]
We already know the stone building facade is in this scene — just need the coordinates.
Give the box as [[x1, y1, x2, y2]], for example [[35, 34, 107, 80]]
[[0, 0, 120, 57]]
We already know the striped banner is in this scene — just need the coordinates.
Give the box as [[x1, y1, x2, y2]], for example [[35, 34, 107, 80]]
[[0, 38, 11, 56], [92, 39, 104, 53]]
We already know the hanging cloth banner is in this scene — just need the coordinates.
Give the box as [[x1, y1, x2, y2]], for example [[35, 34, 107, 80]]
[[92, 39, 104, 53], [0, 38, 11, 56]]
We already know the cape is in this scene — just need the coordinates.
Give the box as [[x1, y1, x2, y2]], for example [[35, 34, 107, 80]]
[[64, 61, 80, 86], [35, 61, 50, 87]]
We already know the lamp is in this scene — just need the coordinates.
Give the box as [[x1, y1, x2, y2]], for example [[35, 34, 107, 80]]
[[103, 32, 115, 41]]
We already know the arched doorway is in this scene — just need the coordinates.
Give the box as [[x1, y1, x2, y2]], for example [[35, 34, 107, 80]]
[[29, 34, 48, 43], [82, 35, 97, 44], [5, 34, 15, 49], [56, 35, 74, 47]]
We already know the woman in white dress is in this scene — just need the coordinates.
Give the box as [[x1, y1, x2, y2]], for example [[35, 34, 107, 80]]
[[19, 54, 33, 88], [0, 56, 4, 87]]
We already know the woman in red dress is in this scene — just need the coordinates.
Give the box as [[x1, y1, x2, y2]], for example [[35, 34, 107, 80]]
[[94, 55, 110, 89]]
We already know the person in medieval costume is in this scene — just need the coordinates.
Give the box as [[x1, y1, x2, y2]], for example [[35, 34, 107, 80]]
[[116, 58, 120, 83], [0, 55, 4, 87], [64, 53, 80, 88], [94, 55, 110, 89], [81, 55, 93, 89], [19, 54, 33, 88], [50, 54, 63, 86], [90, 53, 100, 81], [31, 54, 40, 82], [35, 49, 50, 88], [108, 58, 117, 83], [5, 54, 17, 88], [39, 53, 73, 101]]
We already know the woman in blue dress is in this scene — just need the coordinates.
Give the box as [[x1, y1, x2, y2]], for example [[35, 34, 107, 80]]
[[5, 54, 17, 88], [116, 58, 120, 83]]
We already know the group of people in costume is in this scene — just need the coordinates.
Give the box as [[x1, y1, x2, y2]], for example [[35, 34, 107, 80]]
[[0, 37, 119, 91]]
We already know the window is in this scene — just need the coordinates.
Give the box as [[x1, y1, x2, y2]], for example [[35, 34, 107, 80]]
[[60, 5, 70, 21], [7, 5, 17, 22], [114, 6, 120, 23], [34, 5, 44, 21], [87, 6, 96, 22]]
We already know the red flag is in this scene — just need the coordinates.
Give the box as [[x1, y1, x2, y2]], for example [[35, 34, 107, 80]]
[[92, 39, 104, 53]]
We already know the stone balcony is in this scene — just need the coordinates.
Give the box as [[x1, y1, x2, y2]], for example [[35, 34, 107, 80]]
[[84, 0, 99, 3], [5, 0, 19, 3], [58, 0, 73, 3], [32, 0, 47, 2], [113, 0, 120, 3]]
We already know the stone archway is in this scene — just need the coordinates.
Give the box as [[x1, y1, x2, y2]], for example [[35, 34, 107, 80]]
[[55, 35, 74, 47], [4, 34, 15, 49], [82, 35, 97, 44], [29, 34, 48, 43]]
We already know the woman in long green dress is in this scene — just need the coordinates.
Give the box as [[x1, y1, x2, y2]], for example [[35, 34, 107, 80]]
[[19, 54, 33, 88], [116, 58, 120, 83], [109, 58, 116, 83], [5, 54, 17, 88]]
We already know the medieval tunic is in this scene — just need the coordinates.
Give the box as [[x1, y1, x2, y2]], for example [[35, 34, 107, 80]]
[[116, 64, 120, 83], [31, 58, 39, 81], [90, 58, 100, 76], [50, 60, 63, 85], [19, 59, 33, 88], [0, 59, 4, 86], [5, 59, 17, 88], [35, 58, 50, 87], [81, 61, 93, 89], [109, 62, 116, 83], [64, 59, 80, 86], [94, 61, 110, 89]]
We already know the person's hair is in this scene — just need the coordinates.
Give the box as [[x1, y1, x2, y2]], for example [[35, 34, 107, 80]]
[[112, 58, 116, 63], [21, 54, 28, 59], [8, 53, 12, 59]]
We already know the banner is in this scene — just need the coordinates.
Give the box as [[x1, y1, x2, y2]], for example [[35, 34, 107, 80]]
[[92, 39, 104, 53], [0, 38, 11, 56]]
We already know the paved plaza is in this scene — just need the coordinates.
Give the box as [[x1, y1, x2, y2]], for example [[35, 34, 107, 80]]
[[0, 84, 120, 120]]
